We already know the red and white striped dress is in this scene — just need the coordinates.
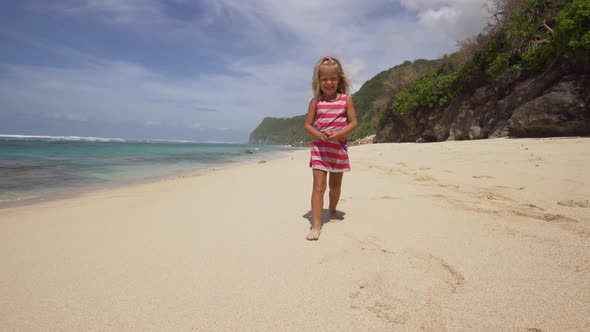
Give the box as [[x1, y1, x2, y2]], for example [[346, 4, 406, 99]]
[[310, 94, 350, 172]]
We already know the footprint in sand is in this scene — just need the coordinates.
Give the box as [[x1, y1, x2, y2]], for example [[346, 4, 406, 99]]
[[476, 191, 512, 201], [371, 195, 400, 200], [557, 200, 589, 208], [473, 175, 494, 179], [349, 283, 408, 325], [512, 209, 575, 223], [366, 163, 410, 176], [495, 185, 526, 191], [437, 183, 460, 189], [523, 203, 545, 211], [406, 251, 465, 293], [528, 155, 544, 162], [414, 174, 435, 182], [360, 245, 395, 255], [574, 259, 589, 273], [345, 245, 462, 329]]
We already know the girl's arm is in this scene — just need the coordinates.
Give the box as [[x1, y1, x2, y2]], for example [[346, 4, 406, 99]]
[[330, 95, 358, 140], [304, 98, 330, 141]]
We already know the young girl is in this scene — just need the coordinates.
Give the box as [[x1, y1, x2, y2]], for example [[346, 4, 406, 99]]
[[304, 56, 358, 241]]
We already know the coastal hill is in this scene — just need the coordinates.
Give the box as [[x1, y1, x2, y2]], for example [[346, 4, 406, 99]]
[[248, 59, 440, 145], [249, 0, 589, 145]]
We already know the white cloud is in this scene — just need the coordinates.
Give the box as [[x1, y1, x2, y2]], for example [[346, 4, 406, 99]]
[[399, 0, 448, 11], [400, 0, 491, 41], [55, 0, 164, 25]]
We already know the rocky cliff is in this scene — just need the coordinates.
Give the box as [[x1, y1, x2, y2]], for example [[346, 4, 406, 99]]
[[376, 62, 590, 142]]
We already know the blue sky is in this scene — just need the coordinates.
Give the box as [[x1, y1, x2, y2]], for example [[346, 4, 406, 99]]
[[0, 0, 491, 142]]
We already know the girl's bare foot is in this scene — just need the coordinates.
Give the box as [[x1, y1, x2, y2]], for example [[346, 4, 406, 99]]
[[306, 227, 321, 241], [329, 210, 343, 222]]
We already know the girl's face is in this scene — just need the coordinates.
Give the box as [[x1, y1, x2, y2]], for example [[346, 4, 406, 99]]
[[318, 65, 340, 98]]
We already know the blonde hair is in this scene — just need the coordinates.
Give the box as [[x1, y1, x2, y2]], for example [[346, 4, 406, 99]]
[[311, 56, 352, 99]]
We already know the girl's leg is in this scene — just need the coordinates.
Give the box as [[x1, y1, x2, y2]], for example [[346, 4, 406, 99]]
[[328, 172, 343, 220], [307, 169, 327, 240]]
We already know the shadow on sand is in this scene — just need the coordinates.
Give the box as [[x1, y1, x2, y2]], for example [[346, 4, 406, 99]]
[[302, 209, 346, 226]]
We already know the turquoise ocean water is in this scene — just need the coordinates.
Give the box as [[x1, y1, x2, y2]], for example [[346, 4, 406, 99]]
[[0, 135, 298, 205]]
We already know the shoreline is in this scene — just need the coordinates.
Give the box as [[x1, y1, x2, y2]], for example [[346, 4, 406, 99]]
[[0, 148, 296, 210], [1, 137, 589, 330]]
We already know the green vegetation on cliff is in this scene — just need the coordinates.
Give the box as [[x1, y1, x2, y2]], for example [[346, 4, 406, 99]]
[[386, 0, 588, 118], [351, 59, 441, 140], [248, 115, 307, 145]]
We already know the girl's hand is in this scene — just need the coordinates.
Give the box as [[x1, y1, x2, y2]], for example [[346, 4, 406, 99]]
[[317, 131, 330, 141], [328, 131, 340, 141]]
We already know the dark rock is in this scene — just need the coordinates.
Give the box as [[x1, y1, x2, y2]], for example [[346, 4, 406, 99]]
[[376, 61, 590, 143], [490, 125, 509, 138], [509, 77, 590, 137], [469, 125, 484, 139]]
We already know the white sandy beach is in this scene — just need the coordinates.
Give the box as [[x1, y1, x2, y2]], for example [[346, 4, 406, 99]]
[[1, 137, 589, 331]]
